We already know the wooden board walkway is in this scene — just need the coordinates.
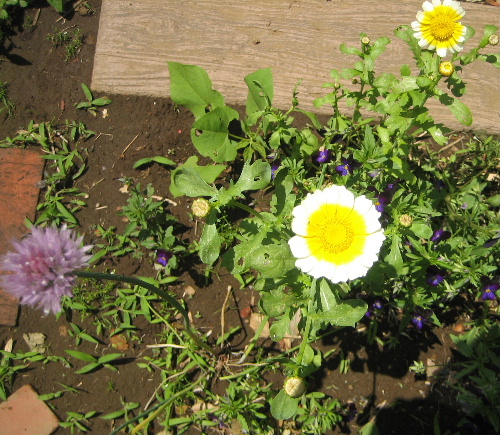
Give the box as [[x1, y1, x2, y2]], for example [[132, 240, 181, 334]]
[[92, 0, 499, 134]]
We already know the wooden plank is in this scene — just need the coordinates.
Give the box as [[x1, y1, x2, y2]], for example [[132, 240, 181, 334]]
[[92, 0, 500, 133]]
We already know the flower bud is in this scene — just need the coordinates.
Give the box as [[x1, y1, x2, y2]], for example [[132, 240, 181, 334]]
[[438, 61, 454, 77], [489, 34, 499, 46], [192, 198, 211, 218], [361, 36, 371, 45], [283, 376, 307, 398], [399, 214, 413, 227]]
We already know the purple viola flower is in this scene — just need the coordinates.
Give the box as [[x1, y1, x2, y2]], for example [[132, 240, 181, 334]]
[[481, 283, 499, 301], [271, 161, 281, 180], [315, 148, 331, 163], [0, 225, 92, 315], [156, 249, 173, 267], [335, 158, 354, 176], [426, 266, 446, 286], [430, 228, 451, 244], [372, 300, 383, 310], [375, 192, 391, 213], [411, 314, 427, 330]]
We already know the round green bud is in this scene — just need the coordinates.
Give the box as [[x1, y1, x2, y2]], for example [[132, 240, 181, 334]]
[[399, 214, 413, 227], [192, 198, 211, 218], [283, 376, 307, 398]]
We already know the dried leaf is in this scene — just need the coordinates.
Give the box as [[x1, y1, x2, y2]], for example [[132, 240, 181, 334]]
[[248, 313, 270, 338], [23, 333, 46, 353]]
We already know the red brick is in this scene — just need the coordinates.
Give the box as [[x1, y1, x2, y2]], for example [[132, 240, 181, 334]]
[[0, 148, 45, 326], [0, 384, 60, 435]]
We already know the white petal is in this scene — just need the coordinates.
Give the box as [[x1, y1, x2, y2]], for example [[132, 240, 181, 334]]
[[436, 46, 447, 57], [423, 1, 435, 12], [295, 255, 320, 274], [418, 38, 429, 48], [288, 236, 311, 259], [411, 21, 422, 31]]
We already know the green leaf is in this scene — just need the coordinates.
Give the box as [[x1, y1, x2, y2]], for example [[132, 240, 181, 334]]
[[269, 312, 291, 341], [133, 156, 176, 169], [339, 43, 362, 56], [245, 68, 274, 115], [230, 160, 271, 196], [191, 106, 240, 163], [169, 156, 225, 197], [261, 291, 301, 317], [75, 362, 101, 374], [65, 350, 97, 363], [198, 210, 222, 265], [46, 0, 66, 13], [92, 98, 112, 106], [97, 353, 123, 364], [81, 83, 93, 102], [310, 299, 367, 327], [168, 62, 225, 119], [410, 222, 433, 239], [246, 242, 295, 278], [171, 167, 218, 198], [449, 99, 473, 126], [384, 235, 403, 275], [270, 389, 299, 420]]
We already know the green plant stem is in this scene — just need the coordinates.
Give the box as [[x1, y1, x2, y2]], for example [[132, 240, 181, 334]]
[[237, 314, 269, 364], [230, 200, 264, 220], [75, 271, 214, 355], [295, 279, 316, 369]]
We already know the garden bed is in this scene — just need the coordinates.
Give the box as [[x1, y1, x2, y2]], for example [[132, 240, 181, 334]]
[[0, 1, 499, 435]]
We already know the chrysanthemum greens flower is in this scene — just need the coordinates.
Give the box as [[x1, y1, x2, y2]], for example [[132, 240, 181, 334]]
[[439, 61, 454, 76], [411, 0, 466, 57], [0, 225, 92, 314], [288, 185, 385, 282]]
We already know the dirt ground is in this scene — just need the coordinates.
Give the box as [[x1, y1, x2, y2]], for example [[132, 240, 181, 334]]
[[0, 2, 496, 434]]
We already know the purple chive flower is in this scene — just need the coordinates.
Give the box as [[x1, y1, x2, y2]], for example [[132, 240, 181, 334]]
[[336, 158, 354, 176], [481, 283, 499, 301], [426, 266, 446, 286], [0, 225, 92, 315], [315, 148, 331, 163], [430, 228, 451, 243], [156, 249, 173, 267]]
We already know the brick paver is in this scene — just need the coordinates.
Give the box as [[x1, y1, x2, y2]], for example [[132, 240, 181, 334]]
[[0, 384, 60, 435], [0, 148, 44, 326]]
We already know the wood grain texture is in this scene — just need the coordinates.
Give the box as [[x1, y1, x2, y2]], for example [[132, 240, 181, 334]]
[[92, 0, 500, 133]]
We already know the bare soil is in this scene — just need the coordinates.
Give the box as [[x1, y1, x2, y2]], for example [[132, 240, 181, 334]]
[[0, 2, 495, 434]]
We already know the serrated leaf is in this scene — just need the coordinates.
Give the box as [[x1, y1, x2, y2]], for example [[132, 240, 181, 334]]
[[169, 156, 225, 197], [171, 167, 218, 198], [310, 299, 367, 327], [246, 242, 295, 278]]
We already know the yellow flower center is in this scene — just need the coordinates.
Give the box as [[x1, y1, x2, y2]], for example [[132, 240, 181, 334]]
[[306, 203, 368, 265], [429, 16, 455, 41]]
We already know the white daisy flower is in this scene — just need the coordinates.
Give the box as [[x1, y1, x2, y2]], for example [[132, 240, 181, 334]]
[[288, 185, 385, 283], [411, 0, 467, 58]]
